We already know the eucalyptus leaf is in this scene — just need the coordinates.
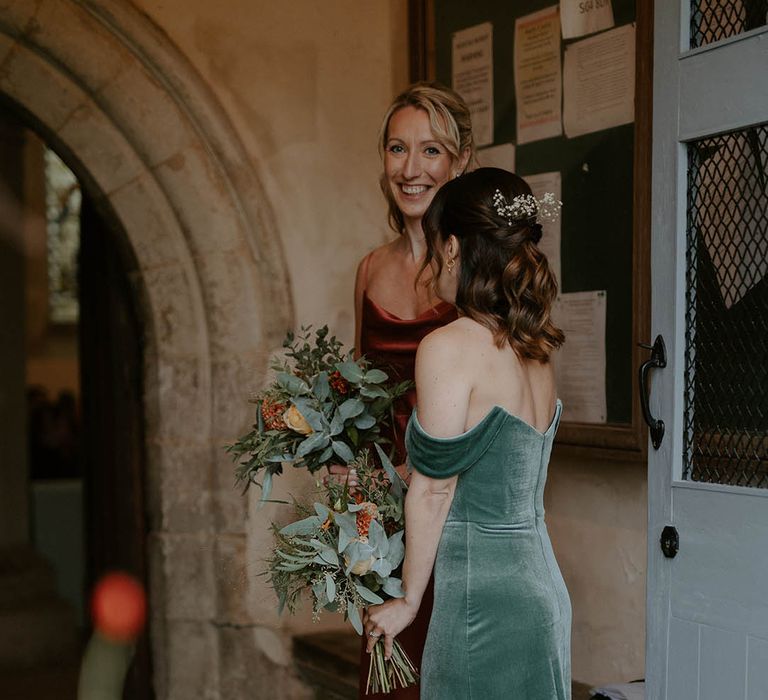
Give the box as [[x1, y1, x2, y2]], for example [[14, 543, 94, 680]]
[[276, 372, 310, 396], [331, 440, 355, 464], [347, 605, 363, 635], [360, 385, 389, 399], [258, 472, 273, 506], [354, 413, 376, 430], [338, 527, 353, 553], [339, 398, 365, 420], [325, 573, 336, 603], [375, 443, 405, 499], [276, 561, 312, 572], [336, 361, 364, 384], [313, 503, 330, 520], [368, 519, 388, 556], [334, 511, 359, 538], [312, 580, 328, 608], [385, 530, 405, 568], [329, 410, 345, 436], [317, 445, 334, 463], [257, 404, 265, 434], [318, 549, 339, 566], [279, 515, 321, 536], [364, 369, 388, 384], [370, 558, 393, 578], [296, 432, 330, 458], [266, 454, 293, 463], [313, 372, 331, 401], [382, 576, 404, 598], [355, 583, 385, 605]]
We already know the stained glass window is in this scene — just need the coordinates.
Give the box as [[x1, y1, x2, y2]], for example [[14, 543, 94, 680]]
[[45, 148, 80, 324]]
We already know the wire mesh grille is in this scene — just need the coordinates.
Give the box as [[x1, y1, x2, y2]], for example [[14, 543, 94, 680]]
[[684, 125, 768, 487], [690, 0, 768, 49]]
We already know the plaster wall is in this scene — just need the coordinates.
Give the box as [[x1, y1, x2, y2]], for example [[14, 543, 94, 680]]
[[132, 0, 409, 339], [130, 0, 647, 688], [546, 457, 647, 685]]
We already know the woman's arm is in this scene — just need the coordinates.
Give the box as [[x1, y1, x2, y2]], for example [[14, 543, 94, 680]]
[[363, 328, 471, 658]]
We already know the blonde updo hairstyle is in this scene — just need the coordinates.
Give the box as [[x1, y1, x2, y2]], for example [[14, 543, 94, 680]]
[[378, 82, 475, 234], [422, 167, 564, 362]]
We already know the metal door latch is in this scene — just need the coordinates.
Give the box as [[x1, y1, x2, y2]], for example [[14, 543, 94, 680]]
[[638, 335, 667, 449]]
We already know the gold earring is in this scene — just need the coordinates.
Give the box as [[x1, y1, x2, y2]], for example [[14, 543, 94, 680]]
[[446, 258, 455, 273]]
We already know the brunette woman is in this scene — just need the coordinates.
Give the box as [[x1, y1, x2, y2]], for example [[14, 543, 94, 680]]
[[364, 168, 570, 699]]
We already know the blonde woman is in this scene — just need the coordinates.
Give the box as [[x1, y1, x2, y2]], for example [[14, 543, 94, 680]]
[[330, 82, 474, 699]]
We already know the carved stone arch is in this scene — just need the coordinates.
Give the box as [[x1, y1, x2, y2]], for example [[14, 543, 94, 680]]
[[0, 1, 293, 696]]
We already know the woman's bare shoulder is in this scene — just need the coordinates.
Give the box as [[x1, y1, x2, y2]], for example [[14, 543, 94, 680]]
[[418, 317, 487, 362]]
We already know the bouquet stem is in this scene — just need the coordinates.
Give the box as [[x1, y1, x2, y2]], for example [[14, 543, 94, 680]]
[[366, 639, 419, 694]]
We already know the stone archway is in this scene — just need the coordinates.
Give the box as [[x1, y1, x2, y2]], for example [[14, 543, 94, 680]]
[[0, 1, 294, 697]]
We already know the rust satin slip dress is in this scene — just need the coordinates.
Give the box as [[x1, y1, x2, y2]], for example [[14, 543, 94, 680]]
[[356, 256, 457, 700]]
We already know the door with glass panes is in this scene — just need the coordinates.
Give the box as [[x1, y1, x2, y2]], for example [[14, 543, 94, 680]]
[[647, 2, 768, 699]]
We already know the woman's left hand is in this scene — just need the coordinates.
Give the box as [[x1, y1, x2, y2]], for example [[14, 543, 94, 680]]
[[363, 598, 419, 659]]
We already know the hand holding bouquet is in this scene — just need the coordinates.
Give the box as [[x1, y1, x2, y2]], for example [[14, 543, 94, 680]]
[[227, 326, 410, 503], [268, 446, 418, 694]]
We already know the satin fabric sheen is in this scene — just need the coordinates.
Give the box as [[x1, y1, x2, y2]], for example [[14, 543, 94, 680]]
[[405, 400, 571, 700], [357, 290, 457, 700]]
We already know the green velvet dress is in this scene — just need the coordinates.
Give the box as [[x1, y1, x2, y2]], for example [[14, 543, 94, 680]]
[[405, 400, 571, 700]]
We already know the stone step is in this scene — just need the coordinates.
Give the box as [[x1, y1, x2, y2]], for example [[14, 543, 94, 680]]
[[294, 630, 593, 700], [0, 597, 80, 670], [0, 545, 57, 610], [294, 631, 359, 700]]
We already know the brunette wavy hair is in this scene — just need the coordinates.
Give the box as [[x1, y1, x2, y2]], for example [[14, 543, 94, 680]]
[[421, 168, 564, 361], [378, 81, 475, 233]]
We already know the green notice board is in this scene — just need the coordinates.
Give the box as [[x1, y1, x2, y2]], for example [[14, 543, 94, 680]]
[[433, 1, 637, 426]]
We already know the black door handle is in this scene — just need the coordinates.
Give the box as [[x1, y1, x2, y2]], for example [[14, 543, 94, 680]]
[[638, 335, 666, 449]]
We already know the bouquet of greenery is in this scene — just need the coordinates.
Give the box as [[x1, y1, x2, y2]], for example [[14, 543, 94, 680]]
[[227, 326, 410, 503], [268, 446, 418, 694]]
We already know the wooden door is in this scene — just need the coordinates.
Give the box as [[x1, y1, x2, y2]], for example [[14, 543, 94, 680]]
[[647, 2, 768, 699], [78, 194, 153, 699]]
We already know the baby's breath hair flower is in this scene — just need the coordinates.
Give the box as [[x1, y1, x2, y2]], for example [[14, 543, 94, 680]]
[[492, 189, 562, 225]]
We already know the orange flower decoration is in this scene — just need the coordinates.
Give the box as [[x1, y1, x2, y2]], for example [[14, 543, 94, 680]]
[[355, 502, 379, 539], [329, 370, 350, 395], [261, 399, 287, 431]]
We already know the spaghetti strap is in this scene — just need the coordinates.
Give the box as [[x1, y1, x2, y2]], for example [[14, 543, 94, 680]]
[[360, 250, 373, 290]]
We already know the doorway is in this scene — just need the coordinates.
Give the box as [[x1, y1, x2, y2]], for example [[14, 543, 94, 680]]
[[0, 109, 153, 699]]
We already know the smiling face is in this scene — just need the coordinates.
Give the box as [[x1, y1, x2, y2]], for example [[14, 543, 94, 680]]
[[383, 106, 456, 228]]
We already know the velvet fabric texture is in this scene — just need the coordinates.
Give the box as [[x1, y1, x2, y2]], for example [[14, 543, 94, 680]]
[[357, 289, 456, 700], [405, 400, 571, 700]]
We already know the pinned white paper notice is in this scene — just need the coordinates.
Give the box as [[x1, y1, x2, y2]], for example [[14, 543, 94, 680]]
[[524, 171, 562, 286], [452, 23, 494, 147], [477, 143, 516, 173], [560, 0, 615, 39], [563, 23, 635, 138], [552, 290, 607, 424], [514, 6, 562, 144]]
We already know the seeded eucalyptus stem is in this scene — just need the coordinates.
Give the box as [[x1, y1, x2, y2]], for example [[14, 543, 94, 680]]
[[365, 639, 418, 694]]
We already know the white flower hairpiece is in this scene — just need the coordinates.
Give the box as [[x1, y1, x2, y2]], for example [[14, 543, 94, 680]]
[[492, 189, 562, 225]]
